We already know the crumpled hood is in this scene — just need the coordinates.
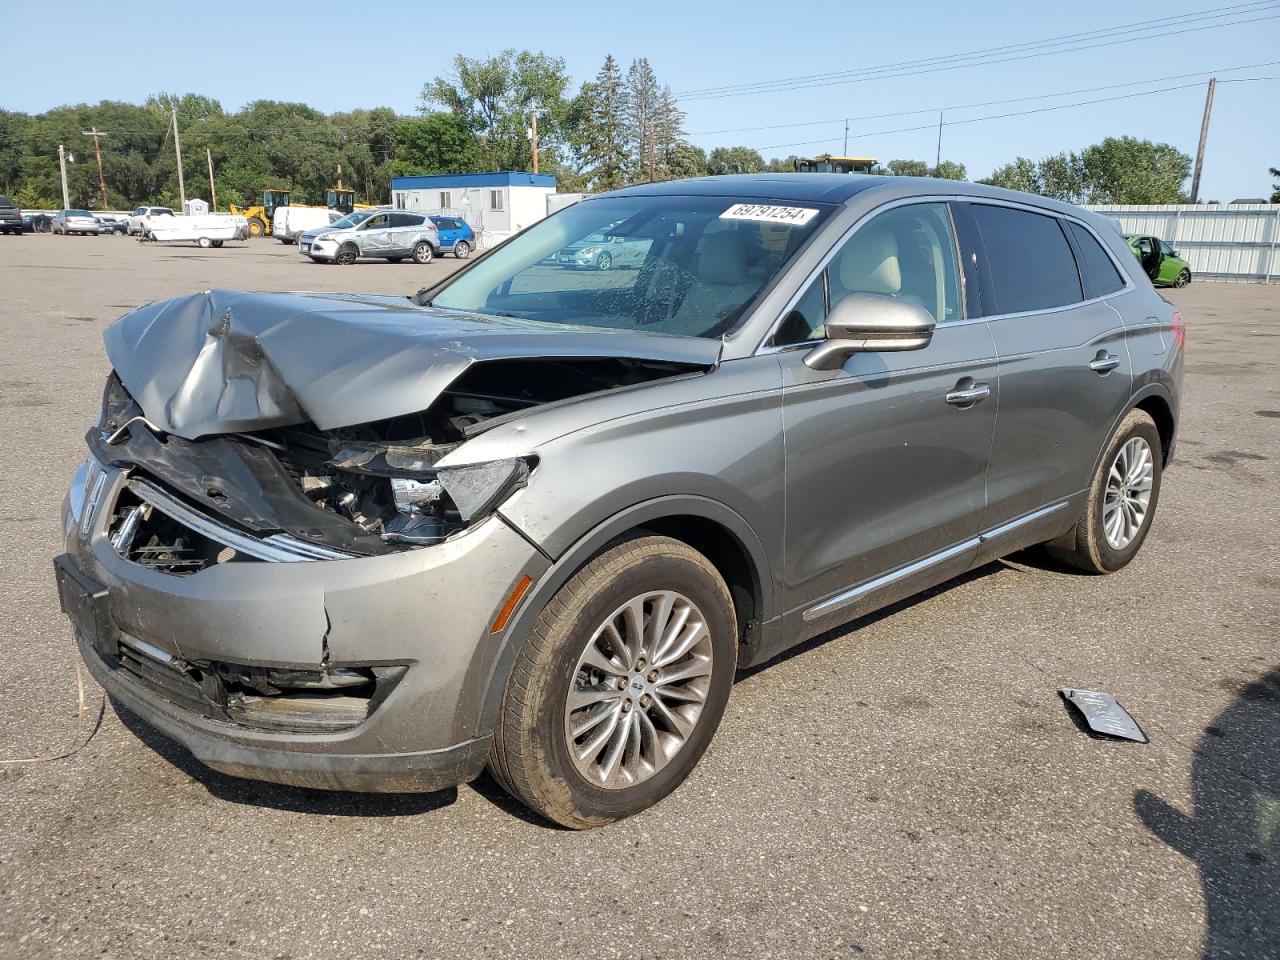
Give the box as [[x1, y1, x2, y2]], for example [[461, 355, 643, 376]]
[[105, 289, 721, 440]]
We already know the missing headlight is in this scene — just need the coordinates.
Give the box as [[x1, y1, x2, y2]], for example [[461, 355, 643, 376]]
[[436, 458, 531, 523]]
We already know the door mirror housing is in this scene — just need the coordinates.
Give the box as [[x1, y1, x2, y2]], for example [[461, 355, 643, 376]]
[[804, 293, 936, 370]]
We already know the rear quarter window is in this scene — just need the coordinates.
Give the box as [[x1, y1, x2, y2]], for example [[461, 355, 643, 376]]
[[0, 196, 15, 208], [1065, 221, 1126, 298], [971, 204, 1083, 314]]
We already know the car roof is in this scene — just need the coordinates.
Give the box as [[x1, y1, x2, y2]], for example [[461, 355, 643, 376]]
[[602, 173, 1103, 222]]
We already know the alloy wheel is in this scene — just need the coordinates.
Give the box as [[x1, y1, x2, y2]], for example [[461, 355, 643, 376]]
[[564, 590, 714, 789], [1103, 436, 1154, 549]]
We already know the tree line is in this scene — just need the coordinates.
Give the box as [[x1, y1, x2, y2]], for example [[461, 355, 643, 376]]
[[0, 47, 1248, 210]]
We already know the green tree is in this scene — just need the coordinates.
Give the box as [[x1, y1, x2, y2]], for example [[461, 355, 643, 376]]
[[981, 157, 1039, 193], [765, 155, 799, 172], [707, 146, 765, 175], [886, 159, 930, 177], [1270, 167, 1280, 203], [422, 50, 572, 172], [393, 113, 483, 176], [933, 160, 966, 180], [1078, 136, 1189, 204], [622, 57, 661, 182], [576, 55, 628, 191]]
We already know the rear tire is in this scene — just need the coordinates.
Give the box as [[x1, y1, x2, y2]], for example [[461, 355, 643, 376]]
[[412, 241, 434, 264], [489, 535, 737, 829], [247, 217, 266, 238], [454, 240, 471, 259], [1046, 409, 1163, 573], [197, 236, 211, 248]]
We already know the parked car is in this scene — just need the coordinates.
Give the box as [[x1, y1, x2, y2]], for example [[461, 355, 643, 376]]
[[21, 212, 52, 233], [273, 205, 344, 244], [428, 215, 476, 259], [553, 231, 650, 270], [0, 195, 22, 234], [97, 217, 129, 235], [56, 175, 1182, 828], [51, 210, 101, 235], [301, 210, 438, 264], [126, 206, 176, 236], [1127, 234, 1191, 287]]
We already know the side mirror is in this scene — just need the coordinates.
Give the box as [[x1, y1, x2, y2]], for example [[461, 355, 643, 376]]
[[804, 293, 936, 370]]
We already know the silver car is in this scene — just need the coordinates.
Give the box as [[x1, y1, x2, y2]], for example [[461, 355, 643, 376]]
[[56, 175, 1182, 828], [554, 231, 650, 270], [302, 209, 439, 264], [51, 209, 101, 235]]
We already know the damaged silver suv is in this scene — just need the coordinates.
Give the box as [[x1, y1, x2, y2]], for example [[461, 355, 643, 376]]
[[56, 175, 1182, 828]]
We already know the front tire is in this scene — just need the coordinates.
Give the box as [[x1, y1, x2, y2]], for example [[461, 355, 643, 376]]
[[489, 535, 737, 829], [596, 252, 613, 271], [1174, 269, 1191, 288], [247, 217, 266, 238], [1046, 409, 1162, 573], [334, 244, 358, 265]]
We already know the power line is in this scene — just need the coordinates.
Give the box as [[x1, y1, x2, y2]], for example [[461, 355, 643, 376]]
[[686, 59, 1280, 138], [679, 5, 1280, 101], [750, 76, 1280, 153], [678, 0, 1278, 97]]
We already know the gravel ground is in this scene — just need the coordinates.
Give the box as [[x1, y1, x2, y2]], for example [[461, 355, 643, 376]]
[[0, 233, 1276, 960]]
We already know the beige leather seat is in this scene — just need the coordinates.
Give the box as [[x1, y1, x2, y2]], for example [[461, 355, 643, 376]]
[[647, 232, 756, 336], [835, 222, 903, 299]]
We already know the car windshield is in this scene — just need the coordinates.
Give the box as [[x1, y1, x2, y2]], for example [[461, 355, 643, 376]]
[[429, 195, 831, 339], [329, 210, 375, 230]]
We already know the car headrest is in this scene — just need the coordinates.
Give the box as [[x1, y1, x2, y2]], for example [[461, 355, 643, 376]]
[[838, 224, 901, 295], [698, 232, 748, 285]]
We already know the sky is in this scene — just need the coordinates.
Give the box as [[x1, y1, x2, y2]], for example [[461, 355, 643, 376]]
[[2, 0, 1278, 201]]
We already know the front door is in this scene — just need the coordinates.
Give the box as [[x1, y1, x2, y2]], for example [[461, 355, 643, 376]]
[[358, 213, 393, 256], [775, 201, 998, 624]]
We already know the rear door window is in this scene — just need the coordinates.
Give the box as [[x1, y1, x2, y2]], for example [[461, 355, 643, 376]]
[[971, 204, 1083, 314], [1065, 221, 1126, 299], [390, 213, 423, 228]]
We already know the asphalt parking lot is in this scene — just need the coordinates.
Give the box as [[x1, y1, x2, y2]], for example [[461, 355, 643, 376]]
[[0, 232, 1277, 960]]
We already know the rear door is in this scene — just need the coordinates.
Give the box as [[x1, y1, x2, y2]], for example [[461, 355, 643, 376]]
[[960, 202, 1134, 529]]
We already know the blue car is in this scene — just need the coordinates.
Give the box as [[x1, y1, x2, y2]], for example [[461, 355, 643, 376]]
[[428, 215, 475, 259]]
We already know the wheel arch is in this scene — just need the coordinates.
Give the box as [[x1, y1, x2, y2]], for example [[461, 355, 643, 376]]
[[1132, 388, 1177, 465], [473, 496, 773, 739]]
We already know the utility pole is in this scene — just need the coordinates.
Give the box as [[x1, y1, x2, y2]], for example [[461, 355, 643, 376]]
[[1190, 77, 1216, 204], [934, 111, 944, 175], [82, 127, 109, 209], [843, 119, 849, 156], [58, 144, 70, 209], [171, 105, 186, 208], [206, 148, 218, 211], [528, 102, 542, 174]]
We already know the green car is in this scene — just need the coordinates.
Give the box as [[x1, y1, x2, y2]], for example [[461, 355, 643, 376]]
[[1126, 234, 1192, 287]]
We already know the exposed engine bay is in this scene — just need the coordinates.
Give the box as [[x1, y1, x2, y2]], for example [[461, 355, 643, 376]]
[[92, 355, 707, 564]]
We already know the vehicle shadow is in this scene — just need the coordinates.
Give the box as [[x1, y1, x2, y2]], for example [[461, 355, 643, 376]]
[[113, 700, 458, 817], [1133, 667, 1279, 958]]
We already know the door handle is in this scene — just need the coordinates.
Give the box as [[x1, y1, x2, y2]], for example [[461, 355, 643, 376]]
[[1089, 353, 1121, 374], [945, 382, 990, 406]]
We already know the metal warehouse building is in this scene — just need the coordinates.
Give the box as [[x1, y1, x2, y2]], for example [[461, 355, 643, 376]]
[[1087, 203, 1280, 283], [390, 172, 557, 248]]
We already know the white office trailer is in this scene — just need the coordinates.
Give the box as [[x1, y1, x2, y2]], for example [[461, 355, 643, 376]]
[[390, 172, 557, 248]]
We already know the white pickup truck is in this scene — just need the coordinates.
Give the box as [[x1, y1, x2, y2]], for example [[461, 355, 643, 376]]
[[273, 206, 343, 244]]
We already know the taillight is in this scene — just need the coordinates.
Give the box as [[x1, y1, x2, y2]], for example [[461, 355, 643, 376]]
[[1171, 311, 1185, 350]]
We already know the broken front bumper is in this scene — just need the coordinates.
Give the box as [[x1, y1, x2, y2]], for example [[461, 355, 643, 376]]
[[59, 458, 549, 792]]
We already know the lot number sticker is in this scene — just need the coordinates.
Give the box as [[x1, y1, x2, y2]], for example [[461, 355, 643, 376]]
[[720, 203, 819, 226]]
